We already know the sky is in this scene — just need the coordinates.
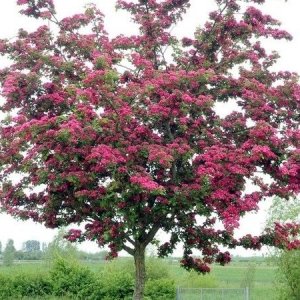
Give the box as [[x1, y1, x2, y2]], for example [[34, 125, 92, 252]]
[[0, 0, 299, 255]]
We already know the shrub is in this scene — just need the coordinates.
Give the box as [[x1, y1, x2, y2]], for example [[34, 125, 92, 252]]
[[0, 274, 14, 299], [276, 250, 300, 300], [12, 273, 52, 298], [50, 257, 96, 299], [96, 272, 134, 300], [145, 278, 175, 300], [95, 260, 135, 300], [146, 257, 170, 281], [0, 272, 52, 299]]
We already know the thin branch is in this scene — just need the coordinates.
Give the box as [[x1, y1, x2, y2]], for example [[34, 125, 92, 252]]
[[116, 63, 135, 72], [184, 1, 229, 71]]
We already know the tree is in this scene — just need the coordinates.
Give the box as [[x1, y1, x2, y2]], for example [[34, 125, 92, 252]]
[[0, 0, 300, 298], [23, 239, 41, 252], [3, 239, 16, 266], [266, 196, 300, 229], [44, 229, 79, 262], [20, 239, 43, 259], [0, 241, 2, 254]]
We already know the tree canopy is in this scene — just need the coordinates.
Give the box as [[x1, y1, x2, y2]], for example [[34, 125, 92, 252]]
[[0, 0, 300, 298]]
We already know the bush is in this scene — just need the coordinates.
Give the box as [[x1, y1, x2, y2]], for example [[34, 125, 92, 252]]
[[50, 257, 96, 299], [146, 257, 170, 281], [13, 273, 52, 298], [95, 272, 134, 300], [0, 272, 52, 299], [48, 257, 133, 300], [94, 260, 134, 300], [0, 274, 14, 299], [276, 250, 300, 300], [145, 278, 175, 300], [0, 257, 189, 299]]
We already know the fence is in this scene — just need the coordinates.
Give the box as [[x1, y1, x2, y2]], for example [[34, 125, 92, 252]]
[[176, 287, 249, 300]]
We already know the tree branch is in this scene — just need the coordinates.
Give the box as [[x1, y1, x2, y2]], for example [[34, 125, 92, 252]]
[[123, 244, 135, 256], [142, 224, 160, 246], [126, 236, 136, 246]]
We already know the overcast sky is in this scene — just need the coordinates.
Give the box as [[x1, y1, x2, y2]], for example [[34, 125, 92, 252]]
[[0, 0, 299, 255]]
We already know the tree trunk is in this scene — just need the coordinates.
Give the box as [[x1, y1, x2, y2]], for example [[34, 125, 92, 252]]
[[133, 243, 146, 300]]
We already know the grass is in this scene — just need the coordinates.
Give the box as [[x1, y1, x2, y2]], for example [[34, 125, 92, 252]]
[[0, 261, 50, 275], [211, 263, 277, 300], [0, 258, 277, 299]]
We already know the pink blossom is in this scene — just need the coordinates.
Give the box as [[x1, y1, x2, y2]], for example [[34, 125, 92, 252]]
[[130, 175, 161, 191]]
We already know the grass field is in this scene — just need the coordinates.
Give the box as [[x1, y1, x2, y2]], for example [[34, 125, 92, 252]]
[[0, 258, 277, 299]]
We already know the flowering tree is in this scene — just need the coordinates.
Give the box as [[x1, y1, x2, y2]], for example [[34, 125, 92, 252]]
[[1, 0, 300, 298]]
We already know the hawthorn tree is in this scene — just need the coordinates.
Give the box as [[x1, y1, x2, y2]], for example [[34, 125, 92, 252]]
[[0, 0, 300, 299]]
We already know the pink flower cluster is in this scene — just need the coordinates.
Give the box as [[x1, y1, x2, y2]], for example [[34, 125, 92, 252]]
[[130, 175, 161, 191], [87, 145, 126, 170], [66, 229, 82, 242]]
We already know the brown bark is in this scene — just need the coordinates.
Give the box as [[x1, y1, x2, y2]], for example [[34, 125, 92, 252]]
[[133, 243, 146, 300]]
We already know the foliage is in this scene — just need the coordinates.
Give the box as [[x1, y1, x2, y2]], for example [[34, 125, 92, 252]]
[[1, 0, 300, 298], [15, 249, 43, 260], [276, 250, 300, 300], [265, 196, 300, 299], [144, 278, 175, 300], [266, 197, 300, 228], [77, 250, 108, 261], [0, 272, 52, 299], [23, 240, 41, 252], [43, 229, 79, 262], [95, 272, 134, 300], [145, 257, 170, 281], [0, 274, 13, 299], [50, 257, 96, 299], [0, 257, 277, 299], [2, 239, 16, 267]]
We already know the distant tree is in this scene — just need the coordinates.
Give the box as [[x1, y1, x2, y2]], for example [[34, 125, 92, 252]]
[[3, 239, 16, 266], [78, 250, 109, 261], [41, 242, 47, 252], [23, 240, 41, 252], [0, 241, 2, 254], [1, 0, 300, 299], [44, 229, 78, 262], [240, 263, 256, 297], [266, 197, 300, 229]]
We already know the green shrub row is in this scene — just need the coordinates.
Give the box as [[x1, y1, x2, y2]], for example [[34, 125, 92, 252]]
[[0, 258, 175, 300]]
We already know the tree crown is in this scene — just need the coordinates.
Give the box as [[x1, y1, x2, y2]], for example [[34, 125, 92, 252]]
[[0, 0, 300, 272]]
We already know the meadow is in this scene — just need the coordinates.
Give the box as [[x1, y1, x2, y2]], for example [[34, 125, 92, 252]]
[[0, 257, 277, 299]]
